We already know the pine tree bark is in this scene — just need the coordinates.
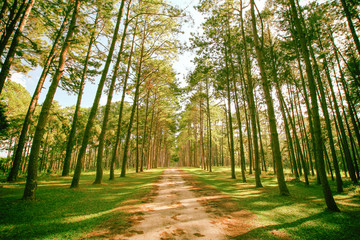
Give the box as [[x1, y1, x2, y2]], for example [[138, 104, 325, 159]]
[[70, 0, 126, 188], [135, 100, 140, 173], [240, 0, 257, 177], [0, 0, 34, 94], [120, 25, 145, 177], [7, 10, 70, 182], [275, 83, 299, 180], [233, 83, 247, 182], [62, 11, 98, 177], [109, 20, 137, 180], [309, 41, 343, 191], [93, 1, 132, 184], [0, 0, 25, 58], [140, 89, 150, 172], [340, 0, 360, 57], [250, 0, 288, 194], [205, 77, 212, 172], [289, 0, 339, 211], [224, 39, 236, 179], [23, 0, 80, 200]]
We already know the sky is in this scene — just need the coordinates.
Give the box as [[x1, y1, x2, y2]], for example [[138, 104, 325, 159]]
[[10, 0, 203, 109], [11, 0, 274, 108]]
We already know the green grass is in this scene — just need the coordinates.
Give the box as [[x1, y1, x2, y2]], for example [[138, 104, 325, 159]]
[[0, 169, 164, 240], [185, 167, 360, 240]]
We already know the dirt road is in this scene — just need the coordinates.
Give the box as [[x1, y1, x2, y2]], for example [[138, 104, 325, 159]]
[[119, 168, 227, 239], [83, 168, 258, 239]]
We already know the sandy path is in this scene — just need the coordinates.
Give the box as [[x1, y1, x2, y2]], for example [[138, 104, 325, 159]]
[[118, 168, 227, 240]]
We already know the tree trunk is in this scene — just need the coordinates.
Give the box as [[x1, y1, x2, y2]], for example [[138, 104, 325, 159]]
[[0, 0, 25, 58], [291, 24, 318, 181], [205, 77, 212, 172], [135, 100, 140, 173], [70, 0, 126, 188], [93, 1, 132, 184], [240, 0, 257, 177], [224, 36, 236, 179], [23, 0, 80, 200], [340, 0, 360, 57], [256, 108, 267, 172], [8, 9, 69, 182], [0, 0, 35, 94], [275, 82, 299, 180], [120, 24, 145, 177], [233, 79, 246, 182], [289, 0, 339, 211], [0, 0, 10, 25], [62, 11, 98, 177], [109, 19, 137, 180], [330, 34, 358, 184], [140, 89, 150, 172], [250, 0, 287, 194], [309, 39, 343, 192]]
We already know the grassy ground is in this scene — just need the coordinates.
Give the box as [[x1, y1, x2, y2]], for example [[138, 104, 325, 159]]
[[185, 167, 360, 240], [0, 169, 164, 240]]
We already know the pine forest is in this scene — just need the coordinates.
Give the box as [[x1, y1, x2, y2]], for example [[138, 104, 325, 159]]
[[0, 0, 360, 239]]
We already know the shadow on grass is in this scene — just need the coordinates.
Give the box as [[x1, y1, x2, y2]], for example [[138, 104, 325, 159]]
[[185, 167, 360, 240], [0, 169, 164, 240]]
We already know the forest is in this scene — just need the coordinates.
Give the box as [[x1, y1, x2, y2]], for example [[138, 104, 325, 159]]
[[0, 0, 360, 239]]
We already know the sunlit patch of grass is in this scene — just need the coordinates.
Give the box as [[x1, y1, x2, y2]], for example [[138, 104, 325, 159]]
[[0, 168, 164, 240], [185, 167, 360, 240]]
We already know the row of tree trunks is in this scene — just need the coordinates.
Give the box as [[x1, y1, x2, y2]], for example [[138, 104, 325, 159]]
[[70, 0, 126, 188]]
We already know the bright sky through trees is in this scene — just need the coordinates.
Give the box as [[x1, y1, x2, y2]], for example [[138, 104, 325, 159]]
[[9, 0, 201, 108]]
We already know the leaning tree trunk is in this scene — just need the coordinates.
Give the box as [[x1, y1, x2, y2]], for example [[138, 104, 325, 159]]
[[250, 0, 288, 195], [0, 0, 10, 25], [275, 82, 299, 180], [62, 11, 98, 177], [289, 0, 339, 211], [330, 35, 360, 183], [70, 0, 126, 188], [7, 10, 70, 182], [120, 28, 145, 178], [109, 19, 137, 180], [0, 0, 25, 58], [93, 1, 132, 184], [309, 43, 344, 190], [340, 0, 360, 57], [290, 23, 318, 181], [23, 0, 80, 200], [0, 0, 34, 94]]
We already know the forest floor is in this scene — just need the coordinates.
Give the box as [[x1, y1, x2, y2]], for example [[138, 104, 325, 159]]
[[83, 168, 259, 240], [1, 167, 359, 239], [83, 167, 360, 240]]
